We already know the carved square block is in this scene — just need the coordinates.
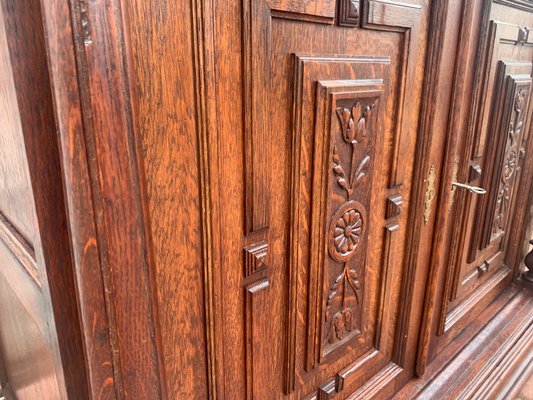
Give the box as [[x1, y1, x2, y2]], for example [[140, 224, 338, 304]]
[[338, 0, 360, 27]]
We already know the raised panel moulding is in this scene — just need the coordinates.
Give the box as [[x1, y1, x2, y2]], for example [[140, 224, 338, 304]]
[[286, 53, 402, 394]]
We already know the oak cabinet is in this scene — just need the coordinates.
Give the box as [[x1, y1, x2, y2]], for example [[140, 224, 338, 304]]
[[0, 0, 532, 399]]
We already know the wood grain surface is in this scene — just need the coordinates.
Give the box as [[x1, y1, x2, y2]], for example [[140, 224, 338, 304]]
[[0, 0, 531, 399]]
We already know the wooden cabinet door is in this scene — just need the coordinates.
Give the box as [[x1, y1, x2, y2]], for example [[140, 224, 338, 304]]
[[123, 0, 430, 396], [0, 1, 87, 398], [221, 0, 428, 398], [452, 21, 532, 305], [420, 0, 533, 365]]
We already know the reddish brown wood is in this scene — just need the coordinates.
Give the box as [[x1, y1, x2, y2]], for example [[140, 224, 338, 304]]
[[416, 1, 533, 379], [1, 0, 533, 399], [67, 0, 167, 397], [38, 0, 123, 397], [395, 286, 533, 400]]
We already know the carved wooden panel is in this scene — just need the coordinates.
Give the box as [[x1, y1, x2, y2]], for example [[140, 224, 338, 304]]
[[0, 2, 91, 397], [0, 20, 38, 251], [285, 52, 411, 395], [315, 81, 382, 359], [238, 0, 425, 397], [0, 7, 42, 290], [436, 16, 533, 340], [457, 22, 533, 300], [479, 70, 530, 250]]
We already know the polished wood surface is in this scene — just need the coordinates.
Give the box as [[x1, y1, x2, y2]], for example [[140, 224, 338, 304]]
[[416, 0, 533, 373], [39, 0, 118, 396], [396, 285, 533, 399], [0, 0, 532, 399]]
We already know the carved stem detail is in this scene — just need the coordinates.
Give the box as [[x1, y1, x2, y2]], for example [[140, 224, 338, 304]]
[[491, 87, 529, 240], [334, 101, 375, 199], [325, 264, 361, 343], [322, 97, 378, 351]]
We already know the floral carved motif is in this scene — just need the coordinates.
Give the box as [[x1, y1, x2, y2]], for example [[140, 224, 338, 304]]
[[336, 101, 374, 145], [325, 266, 361, 343], [333, 209, 362, 255], [492, 86, 529, 238], [332, 101, 376, 199], [328, 201, 365, 262], [323, 96, 378, 351]]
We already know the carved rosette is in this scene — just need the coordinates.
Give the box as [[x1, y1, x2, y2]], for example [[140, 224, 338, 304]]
[[328, 201, 365, 262]]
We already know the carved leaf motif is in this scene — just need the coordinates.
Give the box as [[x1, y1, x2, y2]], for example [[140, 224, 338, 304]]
[[337, 103, 374, 145], [515, 87, 527, 112], [332, 146, 352, 196], [352, 102, 362, 140], [325, 265, 362, 345], [351, 155, 370, 188], [325, 272, 343, 322], [343, 308, 354, 332], [354, 103, 372, 143], [491, 86, 529, 240], [347, 268, 361, 303], [336, 107, 356, 144], [332, 312, 345, 341]]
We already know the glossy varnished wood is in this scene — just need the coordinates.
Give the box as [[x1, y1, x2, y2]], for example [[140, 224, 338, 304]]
[[213, 0, 429, 397], [416, 0, 533, 376], [124, 0, 218, 397], [396, 286, 533, 399], [39, 0, 118, 396], [0, 0, 532, 399]]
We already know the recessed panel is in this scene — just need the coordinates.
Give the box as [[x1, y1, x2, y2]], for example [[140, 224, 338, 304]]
[[287, 54, 407, 396]]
